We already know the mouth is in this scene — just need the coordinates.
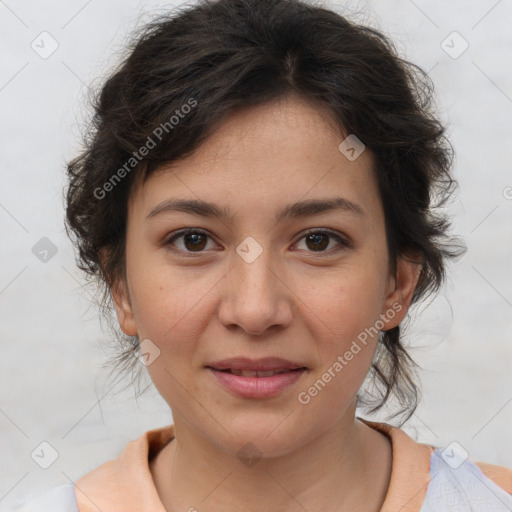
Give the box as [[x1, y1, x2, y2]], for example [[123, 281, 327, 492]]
[[205, 359, 307, 398], [206, 356, 307, 373], [208, 367, 306, 377]]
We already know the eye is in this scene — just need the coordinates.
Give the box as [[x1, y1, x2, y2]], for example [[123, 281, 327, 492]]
[[164, 228, 350, 255], [294, 229, 349, 254], [165, 228, 218, 253]]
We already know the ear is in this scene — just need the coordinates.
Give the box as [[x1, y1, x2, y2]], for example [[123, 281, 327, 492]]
[[100, 248, 138, 337], [110, 278, 138, 336], [380, 252, 422, 330]]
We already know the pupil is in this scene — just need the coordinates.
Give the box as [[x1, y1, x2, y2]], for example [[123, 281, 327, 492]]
[[307, 233, 328, 251], [185, 233, 206, 250]]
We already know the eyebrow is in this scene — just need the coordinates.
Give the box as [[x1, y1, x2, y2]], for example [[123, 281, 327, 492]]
[[146, 197, 364, 222]]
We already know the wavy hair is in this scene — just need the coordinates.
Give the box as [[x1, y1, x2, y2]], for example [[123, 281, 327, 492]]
[[64, 0, 465, 424]]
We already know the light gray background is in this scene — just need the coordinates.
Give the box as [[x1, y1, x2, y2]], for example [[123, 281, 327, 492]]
[[1, 0, 511, 508]]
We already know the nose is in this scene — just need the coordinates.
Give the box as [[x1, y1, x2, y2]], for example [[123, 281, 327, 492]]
[[217, 244, 294, 336]]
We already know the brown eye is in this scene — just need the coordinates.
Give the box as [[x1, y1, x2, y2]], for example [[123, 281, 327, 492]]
[[295, 229, 349, 253], [305, 233, 329, 251], [166, 229, 215, 252], [183, 232, 207, 251]]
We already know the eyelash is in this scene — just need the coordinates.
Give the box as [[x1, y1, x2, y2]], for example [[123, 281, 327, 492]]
[[164, 228, 350, 256]]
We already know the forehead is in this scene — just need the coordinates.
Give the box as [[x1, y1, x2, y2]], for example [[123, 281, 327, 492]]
[[129, 94, 382, 226]]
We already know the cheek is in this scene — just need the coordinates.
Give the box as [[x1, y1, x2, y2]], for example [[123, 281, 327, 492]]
[[126, 251, 220, 353], [127, 268, 217, 410], [296, 261, 387, 346], [295, 275, 383, 417], [291, 261, 387, 410]]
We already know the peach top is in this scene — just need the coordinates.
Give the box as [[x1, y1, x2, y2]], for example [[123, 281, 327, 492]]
[[16, 418, 512, 511]]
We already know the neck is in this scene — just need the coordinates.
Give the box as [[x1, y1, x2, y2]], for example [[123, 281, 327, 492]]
[[150, 408, 392, 512]]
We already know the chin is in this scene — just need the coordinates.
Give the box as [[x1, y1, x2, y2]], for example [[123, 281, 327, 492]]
[[209, 414, 314, 460]]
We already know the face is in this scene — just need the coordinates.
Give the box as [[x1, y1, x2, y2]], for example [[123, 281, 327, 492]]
[[111, 94, 419, 457]]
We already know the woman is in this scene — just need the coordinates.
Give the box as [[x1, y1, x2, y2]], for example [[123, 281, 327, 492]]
[[16, 0, 512, 510]]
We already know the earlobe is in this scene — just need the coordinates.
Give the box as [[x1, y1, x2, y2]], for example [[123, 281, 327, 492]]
[[381, 254, 422, 330], [111, 279, 138, 336]]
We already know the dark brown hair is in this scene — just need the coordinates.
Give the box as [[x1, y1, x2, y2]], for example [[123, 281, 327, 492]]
[[64, 0, 465, 424]]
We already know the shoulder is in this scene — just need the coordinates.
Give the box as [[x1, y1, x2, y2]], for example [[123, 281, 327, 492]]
[[358, 418, 512, 511], [475, 460, 512, 493], [421, 448, 512, 511], [9, 483, 78, 512], [73, 425, 175, 510]]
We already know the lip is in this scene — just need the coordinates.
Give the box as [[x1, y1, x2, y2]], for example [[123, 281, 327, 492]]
[[207, 367, 306, 398], [206, 357, 305, 372]]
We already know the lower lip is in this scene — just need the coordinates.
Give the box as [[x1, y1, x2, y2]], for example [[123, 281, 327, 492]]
[[207, 367, 306, 398]]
